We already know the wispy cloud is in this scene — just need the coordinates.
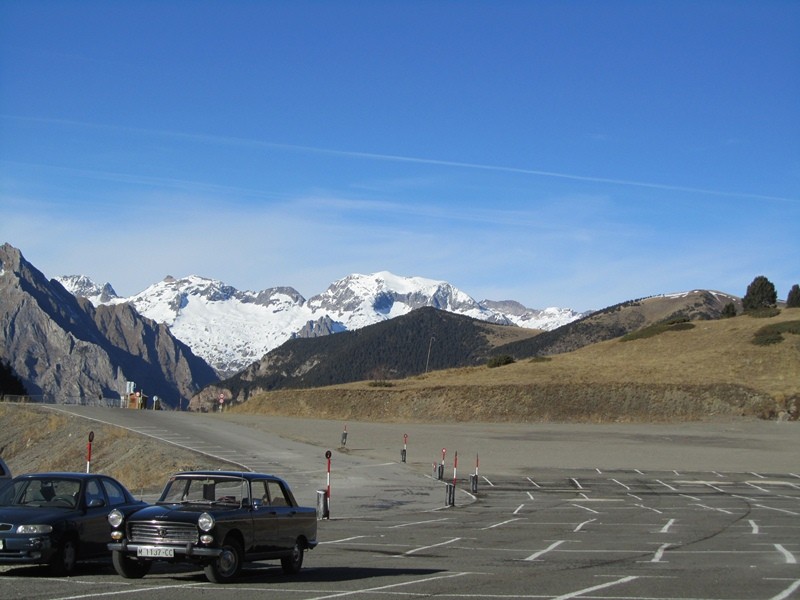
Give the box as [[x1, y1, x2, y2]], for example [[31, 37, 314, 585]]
[[4, 115, 795, 204]]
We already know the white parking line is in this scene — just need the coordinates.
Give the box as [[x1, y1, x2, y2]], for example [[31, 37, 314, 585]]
[[571, 504, 600, 514], [552, 575, 638, 600], [656, 479, 677, 491], [611, 478, 630, 490], [306, 570, 472, 600], [749, 519, 760, 534], [482, 518, 523, 530], [755, 504, 800, 516], [691, 503, 733, 515], [319, 535, 370, 544], [659, 518, 676, 533], [513, 504, 525, 514], [526, 477, 540, 488], [387, 518, 450, 529], [650, 543, 672, 563], [770, 579, 800, 600], [524, 539, 565, 561], [574, 518, 596, 532], [402, 537, 461, 556], [775, 544, 798, 564]]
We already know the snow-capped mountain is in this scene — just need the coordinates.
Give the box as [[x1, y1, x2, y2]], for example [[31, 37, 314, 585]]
[[57, 271, 584, 377], [54, 275, 120, 305]]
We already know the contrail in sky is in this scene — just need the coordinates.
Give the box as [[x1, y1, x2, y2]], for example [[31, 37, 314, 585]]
[[3, 115, 796, 203]]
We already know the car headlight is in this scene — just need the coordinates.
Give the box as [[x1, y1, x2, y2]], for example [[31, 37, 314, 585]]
[[198, 512, 215, 532], [16, 524, 53, 534], [108, 509, 124, 528]]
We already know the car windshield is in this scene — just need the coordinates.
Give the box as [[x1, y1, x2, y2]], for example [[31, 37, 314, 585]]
[[0, 477, 81, 508], [158, 476, 247, 506]]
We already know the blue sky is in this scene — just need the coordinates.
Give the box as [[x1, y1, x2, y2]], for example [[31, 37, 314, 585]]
[[1, 1, 798, 312]]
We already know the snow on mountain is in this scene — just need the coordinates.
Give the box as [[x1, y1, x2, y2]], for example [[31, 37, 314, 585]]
[[58, 271, 583, 377], [54, 275, 119, 304]]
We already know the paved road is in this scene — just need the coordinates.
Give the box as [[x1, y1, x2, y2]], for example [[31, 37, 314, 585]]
[[2, 406, 798, 599]]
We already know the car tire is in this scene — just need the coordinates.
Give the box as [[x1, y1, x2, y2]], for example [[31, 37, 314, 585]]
[[112, 550, 151, 579], [49, 537, 77, 576], [281, 540, 304, 574], [204, 537, 243, 583]]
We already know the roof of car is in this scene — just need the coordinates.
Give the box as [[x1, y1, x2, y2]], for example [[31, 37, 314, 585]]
[[13, 472, 112, 480], [171, 470, 282, 481]]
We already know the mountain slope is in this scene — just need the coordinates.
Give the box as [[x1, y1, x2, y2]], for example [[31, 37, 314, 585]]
[[191, 289, 744, 412], [493, 290, 740, 358], [233, 308, 800, 423], [189, 307, 539, 410], [1, 243, 217, 407], [58, 271, 584, 377]]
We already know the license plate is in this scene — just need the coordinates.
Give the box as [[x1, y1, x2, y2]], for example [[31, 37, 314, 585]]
[[137, 546, 174, 558]]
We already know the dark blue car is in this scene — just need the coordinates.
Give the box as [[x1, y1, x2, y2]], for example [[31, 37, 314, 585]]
[[0, 472, 145, 575]]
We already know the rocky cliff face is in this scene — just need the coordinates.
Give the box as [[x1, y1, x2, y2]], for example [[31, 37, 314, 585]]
[[0, 243, 217, 407]]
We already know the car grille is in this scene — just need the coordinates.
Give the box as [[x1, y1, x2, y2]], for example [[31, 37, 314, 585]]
[[129, 522, 198, 544]]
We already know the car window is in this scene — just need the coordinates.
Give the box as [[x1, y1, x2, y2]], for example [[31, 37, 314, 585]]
[[101, 477, 127, 506], [160, 477, 247, 505], [85, 478, 106, 506], [267, 481, 289, 507], [251, 480, 268, 505], [214, 479, 246, 505], [11, 478, 79, 507]]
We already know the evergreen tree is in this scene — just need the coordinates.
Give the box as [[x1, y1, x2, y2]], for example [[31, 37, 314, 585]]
[[787, 284, 800, 309], [743, 275, 778, 312], [721, 302, 737, 318]]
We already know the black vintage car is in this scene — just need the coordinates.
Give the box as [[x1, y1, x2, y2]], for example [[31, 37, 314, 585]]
[[107, 470, 318, 583], [0, 472, 146, 575]]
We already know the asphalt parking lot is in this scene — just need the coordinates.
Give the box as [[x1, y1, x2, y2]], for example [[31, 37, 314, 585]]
[[1, 406, 798, 599]]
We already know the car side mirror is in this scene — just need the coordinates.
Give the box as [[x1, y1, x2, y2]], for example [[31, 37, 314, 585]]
[[250, 498, 263, 510], [87, 498, 106, 508]]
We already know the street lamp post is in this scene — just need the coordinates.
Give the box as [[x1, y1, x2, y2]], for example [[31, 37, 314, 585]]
[[425, 336, 435, 373]]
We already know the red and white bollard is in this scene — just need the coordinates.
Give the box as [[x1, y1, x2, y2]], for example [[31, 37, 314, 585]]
[[86, 431, 94, 473]]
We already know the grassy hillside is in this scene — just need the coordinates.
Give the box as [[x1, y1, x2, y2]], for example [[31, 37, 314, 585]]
[[235, 308, 800, 423], [0, 404, 236, 493]]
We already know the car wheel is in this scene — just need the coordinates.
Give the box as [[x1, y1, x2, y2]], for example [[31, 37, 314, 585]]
[[112, 550, 151, 579], [49, 537, 77, 576], [204, 537, 243, 583], [281, 540, 304, 574]]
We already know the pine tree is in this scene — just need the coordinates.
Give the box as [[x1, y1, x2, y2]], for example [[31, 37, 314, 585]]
[[743, 276, 778, 312], [721, 302, 737, 318], [787, 284, 800, 309]]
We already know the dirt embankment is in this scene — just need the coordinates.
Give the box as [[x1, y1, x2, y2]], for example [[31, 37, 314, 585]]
[[0, 404, 234, 494], [236, 382, 782, 424]]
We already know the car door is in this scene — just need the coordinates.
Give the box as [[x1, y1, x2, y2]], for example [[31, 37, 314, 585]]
[[77, 477, 110, 557], [265, 480, 295, 551], [249, 479, 281, 554]]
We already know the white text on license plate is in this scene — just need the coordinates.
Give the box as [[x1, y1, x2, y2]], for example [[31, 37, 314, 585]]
[[137, 546, 174, 558]]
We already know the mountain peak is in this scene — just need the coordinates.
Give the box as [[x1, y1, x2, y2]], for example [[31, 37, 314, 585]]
[[55, 268, 582, 377]]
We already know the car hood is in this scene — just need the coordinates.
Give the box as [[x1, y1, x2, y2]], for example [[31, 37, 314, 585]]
[[0, 506, 80, 525], [128, 503, 236, 522]]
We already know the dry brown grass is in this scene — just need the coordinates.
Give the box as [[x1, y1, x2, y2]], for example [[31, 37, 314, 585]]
[[236, 309, 800, 423], [0, 404, 237, 494]]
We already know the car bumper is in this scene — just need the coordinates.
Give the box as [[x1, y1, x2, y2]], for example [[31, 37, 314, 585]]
[[0, 536, 56, 564], [108, 540, 223, 559]]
